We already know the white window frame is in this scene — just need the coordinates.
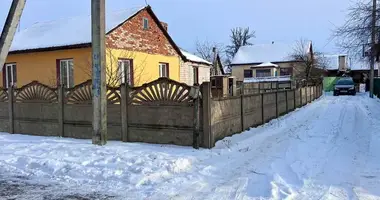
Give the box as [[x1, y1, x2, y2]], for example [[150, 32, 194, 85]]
[[159, 63, 168, 78], [118, 59, 133, 85], [143, 18, 149, 30], [59, 59, 74, 88], [5, 63, 16, 88]]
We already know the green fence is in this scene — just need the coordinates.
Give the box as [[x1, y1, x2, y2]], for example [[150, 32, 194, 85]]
[[374, 78, 380, 97], [323, 77, 339, 92]]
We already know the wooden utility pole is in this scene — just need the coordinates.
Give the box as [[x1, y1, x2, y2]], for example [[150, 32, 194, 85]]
[[0, 0, 26, 69], [91, 0, 107, 145], [370, 0, 376, 98]]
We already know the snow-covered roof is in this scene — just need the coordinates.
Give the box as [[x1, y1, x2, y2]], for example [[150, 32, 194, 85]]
[[10, 6, 145, 52], [180, 49, 212, 65], [350, 59, 379, 71], [255, 62, 279, 68], [231, 42, 311, 65]]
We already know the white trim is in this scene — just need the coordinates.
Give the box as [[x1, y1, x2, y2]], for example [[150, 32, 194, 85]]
[[159, 63, 168, 78], [5, 63, 16, 88], [59, 59, 73, 88]]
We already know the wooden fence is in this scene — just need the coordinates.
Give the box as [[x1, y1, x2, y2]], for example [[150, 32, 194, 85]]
[[0, 78, 323, 149]]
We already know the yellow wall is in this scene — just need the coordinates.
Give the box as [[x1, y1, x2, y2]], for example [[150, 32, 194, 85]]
[[2, 48, 92, 87], [1, 47, 181, 88], [107, 48, 181, 86]]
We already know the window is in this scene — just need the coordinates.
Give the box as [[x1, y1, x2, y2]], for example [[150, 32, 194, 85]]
[[280, 68, 293, 76], [118, 59, 133, 86], [3, 63, 17, 88], [193, 67, 199, 84], [159, 63, 169, 78], [256, 69, 271, 77], [143, 18, 149, 30], [58, 59, 74, 88], [244, 70, 253, 78]]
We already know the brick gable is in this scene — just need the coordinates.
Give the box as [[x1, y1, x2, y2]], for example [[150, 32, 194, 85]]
[[106, 9, 178, 57]]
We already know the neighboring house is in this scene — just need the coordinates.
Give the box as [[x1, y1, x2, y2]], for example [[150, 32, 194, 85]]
[[349, 59, 379, 84], [1, 6, 208, 88], [324, 54, 349, 77], [230, 42, 314, 82], [179, 49, 212, 85]]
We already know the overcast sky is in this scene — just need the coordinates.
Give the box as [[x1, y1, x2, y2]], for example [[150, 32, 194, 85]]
[[0, 0, 351, 55]]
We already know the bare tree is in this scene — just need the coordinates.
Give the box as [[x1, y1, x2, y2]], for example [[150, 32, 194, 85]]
[[78, 49, 148, 87], [333, 0, 380, 58], [290, 39, 327, 85], [195, 40, 226, 62], [226, 27, 255, 62]]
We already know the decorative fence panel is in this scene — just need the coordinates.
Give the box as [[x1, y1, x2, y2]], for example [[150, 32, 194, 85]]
[[0, 77, 323, 149]]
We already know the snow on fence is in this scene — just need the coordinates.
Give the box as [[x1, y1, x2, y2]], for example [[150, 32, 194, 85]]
[[0, 78, 322, 149]]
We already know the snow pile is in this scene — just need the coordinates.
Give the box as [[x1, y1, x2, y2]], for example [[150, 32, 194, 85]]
[[1, 93, 380, 199]]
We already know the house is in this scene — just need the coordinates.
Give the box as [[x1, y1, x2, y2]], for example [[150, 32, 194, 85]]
[[180, 49, 212, 85], [1, 6, 210, 88], [230, 42, 314, 82], [349, 59, 379, 84], [324, 54, 349, 77]]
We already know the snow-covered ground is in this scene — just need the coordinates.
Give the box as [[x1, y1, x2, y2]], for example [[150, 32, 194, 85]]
[[1, 93, 380, 200]]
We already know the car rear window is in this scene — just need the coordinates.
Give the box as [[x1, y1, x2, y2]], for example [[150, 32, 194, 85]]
[[336, 79, 354, 85]]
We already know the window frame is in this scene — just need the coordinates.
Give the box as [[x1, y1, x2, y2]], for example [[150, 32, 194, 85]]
[[159, 63, 169, 78], [279, 67, 293, 76], [244, 69, 253, 78], [57, 58, 74, 88], [193, 66, 199, 84], [118, 58, 134, 86], [143, 17, 149, 30], [255, 69, 271, 77], [4, 63, 17, 88]]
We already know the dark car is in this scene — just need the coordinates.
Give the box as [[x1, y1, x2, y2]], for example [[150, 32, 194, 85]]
[[333, 78, 356, 96]]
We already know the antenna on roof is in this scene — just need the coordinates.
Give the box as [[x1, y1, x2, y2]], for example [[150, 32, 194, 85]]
[[144, 0, 149, 6], [272, 41, 274, 44]]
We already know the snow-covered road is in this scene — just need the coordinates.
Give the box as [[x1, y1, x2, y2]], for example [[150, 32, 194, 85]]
[[1, 93, 380, 200]]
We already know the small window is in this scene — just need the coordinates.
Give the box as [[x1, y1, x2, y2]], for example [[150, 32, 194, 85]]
[[143, 18, 149, 30], [159, 63, 169, 78], [280, 68, 293, 76], [244, 70, 253, 78], [193, 67, 199, 84], [118, 59, 133, 86], [256, 69, 271, 77], [4, 63, 17, 88], [211, 79, 216, 87], [58, 59, 74, 88]]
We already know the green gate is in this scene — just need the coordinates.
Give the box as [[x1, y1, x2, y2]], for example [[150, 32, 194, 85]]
[[323, 77, 339, 92]]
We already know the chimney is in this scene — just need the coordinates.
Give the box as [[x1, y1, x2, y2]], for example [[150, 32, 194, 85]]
[[160, 21, 168, 31], [338, 55, 346, 71], [272, 41, 274, 44]]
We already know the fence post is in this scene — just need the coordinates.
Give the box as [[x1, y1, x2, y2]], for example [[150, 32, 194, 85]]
[[192, 85, 200, 149], [121, 84, 129, 142], [58, 85, 64, 137], [285, 90, 288, 112], [240, 84, 245, 131], [8, 85, 14, 134], [275, 91, 279, 117], [261, 93, 265, 124], [293, 89, 296, 110], [201, 82, 213, 148], [300, 87, 303, 106]]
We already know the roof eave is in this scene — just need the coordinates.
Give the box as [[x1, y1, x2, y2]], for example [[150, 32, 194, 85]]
[[8, 43, 92, 55]]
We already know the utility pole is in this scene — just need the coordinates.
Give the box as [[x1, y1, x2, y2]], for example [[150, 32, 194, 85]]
[[0, 0, 26, 69], [91, 0, 107, 145], [370, 0, 376, 98]]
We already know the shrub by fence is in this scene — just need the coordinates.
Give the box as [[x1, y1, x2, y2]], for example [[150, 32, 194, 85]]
[[0, 78, 322, 149]]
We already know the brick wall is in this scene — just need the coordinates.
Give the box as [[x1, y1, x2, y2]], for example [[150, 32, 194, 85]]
[[180, 61, 211, 85], [106, 9, 178, 57]]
